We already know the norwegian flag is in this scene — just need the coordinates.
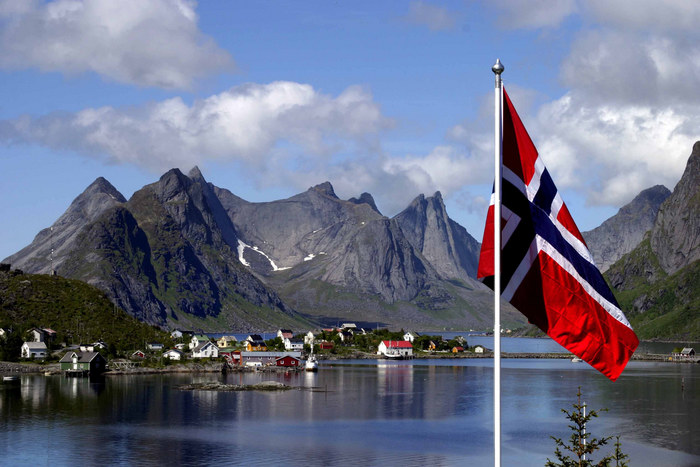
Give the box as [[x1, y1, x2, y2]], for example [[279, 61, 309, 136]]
[[477, 87, 638, 381]]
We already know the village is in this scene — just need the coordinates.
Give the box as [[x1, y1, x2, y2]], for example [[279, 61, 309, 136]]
[[0, 323, 499, 377], [3, 324, 697, 379]]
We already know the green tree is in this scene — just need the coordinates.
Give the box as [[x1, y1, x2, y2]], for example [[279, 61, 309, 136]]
[[546, 387, 626, 467], [265, 337, 284, 351]]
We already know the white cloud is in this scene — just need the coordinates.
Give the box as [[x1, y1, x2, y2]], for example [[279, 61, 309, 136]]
[[561, 31, 700, 107], [583, 0, 700, 34], [489, 0, 577, 29], [0, 0, 232, 89], [0, 81, 392, 172], [403, 1, 456, 31]]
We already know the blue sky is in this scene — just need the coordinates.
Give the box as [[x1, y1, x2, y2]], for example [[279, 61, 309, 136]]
[[1, 0, 698, 261]]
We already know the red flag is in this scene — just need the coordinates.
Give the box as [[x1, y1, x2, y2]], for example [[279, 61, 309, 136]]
[[477, 87, 639, 381]]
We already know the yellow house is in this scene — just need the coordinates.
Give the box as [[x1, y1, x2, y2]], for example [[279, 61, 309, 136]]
[[217, 336, 237, 348], [246, 341, 267, 351]]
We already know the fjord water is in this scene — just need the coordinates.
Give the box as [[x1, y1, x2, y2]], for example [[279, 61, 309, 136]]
[[1, 358, 698, 466]]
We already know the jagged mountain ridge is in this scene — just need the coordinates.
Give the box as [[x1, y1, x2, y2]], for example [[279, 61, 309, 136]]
[[5, 168, 513, 331], [583, 185, 671, 272]]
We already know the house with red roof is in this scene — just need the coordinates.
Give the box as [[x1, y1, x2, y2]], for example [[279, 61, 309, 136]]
[[377, 340, 413, 359]]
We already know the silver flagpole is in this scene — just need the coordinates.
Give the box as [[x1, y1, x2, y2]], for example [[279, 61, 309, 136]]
[[492, 58, 504, 467]]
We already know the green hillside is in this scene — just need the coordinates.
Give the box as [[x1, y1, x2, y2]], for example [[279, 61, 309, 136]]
[[0, 269, 171, 355], [606, 238, 700, 341]]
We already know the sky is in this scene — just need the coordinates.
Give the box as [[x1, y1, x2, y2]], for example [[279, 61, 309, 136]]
[[1, 0, 698, 261]]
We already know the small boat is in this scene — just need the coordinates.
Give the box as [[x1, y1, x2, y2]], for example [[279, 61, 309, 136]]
[[571, 357, 582, 363], [3, 375, 20, 382], [305, 350, 318, 371]]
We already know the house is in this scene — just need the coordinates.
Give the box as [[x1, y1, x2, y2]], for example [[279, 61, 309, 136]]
[[284, 337, 304, 351], [189, 334, 210, 350], [170, 330, 183, 339], [337, 330, 353, 342], [163, 349, 184, 361], [92, 341, 107, 350], [26, 327, 46, 343], [246, 334, 264, 342], [131, 350, 146, 360], [217, 336, 237, 348], [341, 323, 357, 330], [277, 329, 294, 340], [403, 331, 420, 343], [428, 341, 437, 351], [192, 341, 219, 358], [240, 351, 302, 366], [175, 343, 187, 350], [59, 351, 107, 374], [21, 341, 47, 359], [79, 344, 95, 352], [275, 355, 301, 367], [318, 341, 334, 350], [680, 348, 695, 357], [0, 327, 6, 338], [377, 340, 413, 358], [245, 340, 267, 351], [474, 345, 485, 354], [147, 342, 164, 351], [303, 331, 315, 345], [452, 346, 464, 353]]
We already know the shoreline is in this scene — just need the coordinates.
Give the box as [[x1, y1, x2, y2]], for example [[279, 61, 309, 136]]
[[1, 351, 693, 376]]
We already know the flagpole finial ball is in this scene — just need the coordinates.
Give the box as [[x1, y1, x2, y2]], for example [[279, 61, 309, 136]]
[[492, 59, 504, 75]]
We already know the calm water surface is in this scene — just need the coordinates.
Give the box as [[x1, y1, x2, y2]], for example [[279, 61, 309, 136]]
[[1, 355, 698, 466]]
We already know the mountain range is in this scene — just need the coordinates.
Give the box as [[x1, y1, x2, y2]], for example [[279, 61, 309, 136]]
[[4, 142, 698, 338], [5, 168, 520, 331]]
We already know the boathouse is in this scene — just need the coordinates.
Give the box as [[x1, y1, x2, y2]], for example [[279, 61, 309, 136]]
[[59, 351, 107, 375]]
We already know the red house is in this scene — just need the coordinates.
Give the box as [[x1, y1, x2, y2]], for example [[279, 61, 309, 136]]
[[275, 355, 300, 367], [318, 341, 334, 350]]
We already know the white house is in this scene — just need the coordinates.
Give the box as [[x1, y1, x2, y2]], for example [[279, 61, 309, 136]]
[[79, 344, 95, 352], [0, 327, 6, 338], [192, 341, 219, 359], [147, 342, 164, 351], [163, 349, 184, 361], [170, 330, 183, 339], [303, 331, 315, 346], [341, 323, 357, 330], [189, 335, 210, 350], [284, 338, 304, 351], [175, 343, 187, 350], [277, 329, 293, 340], [21, 341, 47, 359], [26, 328, 46, 342], [474, 345, 485, 354], [377, 340, 413, 358], [403, 331, 419, 343]]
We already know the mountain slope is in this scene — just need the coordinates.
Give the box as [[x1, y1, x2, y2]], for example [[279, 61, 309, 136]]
[[6, 177, 126, 274], [605, 142, 700, 340], [583, 185, 671, 272]]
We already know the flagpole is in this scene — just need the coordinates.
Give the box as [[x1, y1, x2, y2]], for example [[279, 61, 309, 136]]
[[492, 58, 504, 467]]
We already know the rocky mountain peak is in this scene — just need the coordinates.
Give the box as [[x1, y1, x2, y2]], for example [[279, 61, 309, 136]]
[[394, 190, 480, 280], [583, 183, 671, 272], [650, 141, 700, 274], [348, 192, 381, 214], [188, 166, 205, 182], [310, 181, 338, 199], [84, 177, 127, 203]]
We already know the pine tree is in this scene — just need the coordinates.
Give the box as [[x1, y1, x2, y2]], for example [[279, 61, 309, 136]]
[[545, 387, 619, 467]]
